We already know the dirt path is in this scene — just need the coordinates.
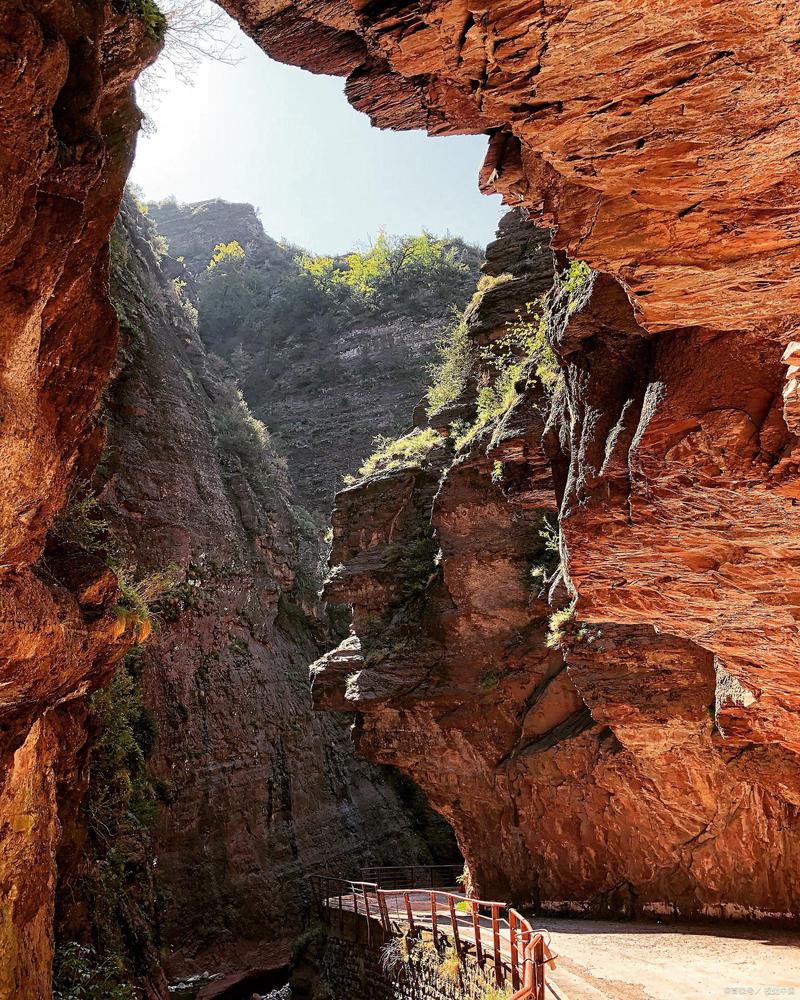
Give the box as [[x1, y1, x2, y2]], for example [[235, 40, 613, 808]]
[[545, 919, 800, 1000]]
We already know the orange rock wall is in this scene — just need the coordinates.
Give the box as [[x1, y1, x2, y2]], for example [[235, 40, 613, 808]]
[[0, 4, 159, 994], [311, 214, 800, 919]]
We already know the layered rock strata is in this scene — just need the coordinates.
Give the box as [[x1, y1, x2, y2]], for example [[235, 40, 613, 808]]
[[312, 213, 800, 919], [149, 199, 482, 512], [222, 0, 800, 334]]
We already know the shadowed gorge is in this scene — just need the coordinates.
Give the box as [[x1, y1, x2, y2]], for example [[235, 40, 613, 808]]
[[2, 1, 800, 998]]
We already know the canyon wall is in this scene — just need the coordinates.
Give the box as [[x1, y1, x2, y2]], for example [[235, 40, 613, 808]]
[[215, 0, 800, 919], [3, 0, 800, 995], [0, 3, 162, 995], [149, 199, 483, 512], [311, 210, 800, 918], [222, 0, 800, 765], [51, 198, 457, 993]]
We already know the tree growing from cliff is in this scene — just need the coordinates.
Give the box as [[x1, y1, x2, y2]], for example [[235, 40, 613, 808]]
[[136, 0, 242, 128], [207, 239, 246, 270]]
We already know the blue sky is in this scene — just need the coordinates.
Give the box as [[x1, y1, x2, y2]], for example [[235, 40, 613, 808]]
[[130, 5, 503, 255]]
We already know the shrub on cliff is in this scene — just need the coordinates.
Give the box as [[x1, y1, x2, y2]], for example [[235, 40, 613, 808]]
[[207, 239, 245, 270], [53, 943, 135, 1000], [112, 0, 166, 40], [89, 652, 159, 831], [211, 382, 290, 499], [111, 564, 181, 642], [54, 651, 165, 997], [426, 312, 475, 414], [51, 485, 111, 553], [357, 427, 440, 478]]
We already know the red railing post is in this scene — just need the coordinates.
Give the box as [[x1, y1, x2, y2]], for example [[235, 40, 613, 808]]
[[510, 910, 520, 990], [404, 892, 416, 934], [448, 896, 462, 957], [492, 904, 502, 986], [533, 933, 545, 1000], [471, 900, 483, 967], [362, 884, 373, 947], [377, 890, 390, 933], [431, 892, 439, 948]]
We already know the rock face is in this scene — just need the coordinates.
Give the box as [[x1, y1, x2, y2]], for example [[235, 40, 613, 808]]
[[66, 198, 456, 985], [311, 212, 800, 920], [206, 0, 800, 920], [221, 0, 800, 774], [149, 199, 483, 512], [4, 1, 800, 994], [220, 0, 800, 334], [0, 3, 161, 995]]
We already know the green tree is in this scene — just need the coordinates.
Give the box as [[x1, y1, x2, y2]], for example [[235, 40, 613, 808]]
[[207, 239, 245, 270]]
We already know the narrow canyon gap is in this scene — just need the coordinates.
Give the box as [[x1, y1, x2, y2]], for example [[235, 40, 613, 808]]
[[2, 1, 800, 998]]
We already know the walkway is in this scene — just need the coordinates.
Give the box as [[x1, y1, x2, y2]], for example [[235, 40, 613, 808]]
[[544, 918, 800, 1000], [311, 870, 800, 1000], [310, 871, 552, 999]]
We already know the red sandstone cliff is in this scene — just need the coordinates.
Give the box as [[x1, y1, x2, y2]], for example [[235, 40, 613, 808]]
[[222, 0, 800, 769], [0, 4, 161, 995], [311, 211, 800, 919], [198, 0, 800, 919], [4, 0, 800, 995]]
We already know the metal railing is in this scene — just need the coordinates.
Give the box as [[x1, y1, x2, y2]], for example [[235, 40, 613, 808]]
[[359, 863, 464, 890], [509, 907, 548, 1000], [308, 871, 550, 999]]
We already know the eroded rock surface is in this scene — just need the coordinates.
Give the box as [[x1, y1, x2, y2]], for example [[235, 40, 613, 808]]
[[149, 198, 483, 512], [313, 213, 800, 920], [0, 3, 160, 993], [222, 0, 800, 336]]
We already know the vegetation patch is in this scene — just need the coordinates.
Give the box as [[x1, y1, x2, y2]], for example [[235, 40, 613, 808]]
[[211, 381, 290, 501], [561, 259, 594, 315], [426, 312, 476, 414], [298, 231, 480, 323], [54, 649, 163, 997], [51, 485, 111, 553], [529, 514, 561, 586], [358, 427, 440, 478], [112, 564, 180, 641], [112, 0, 166, 40], [393, 534, 439, 600], [438, 947, 462, 983], [207, 240, 245, 270], [481, 987, 514, 1000], [446, 294, 561, 452], [478, 670, 500, 692], [546, 602, 577, 649], [52, 942, 136, 1000]]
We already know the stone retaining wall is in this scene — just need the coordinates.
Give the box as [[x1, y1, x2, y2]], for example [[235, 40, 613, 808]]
[[316, 914, 509, 1000]]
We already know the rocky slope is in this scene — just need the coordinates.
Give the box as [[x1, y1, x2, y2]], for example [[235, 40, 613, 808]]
[[148, 199, 483, 512], [311, 209, 800, 920], [50, 197, 456, 995]]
